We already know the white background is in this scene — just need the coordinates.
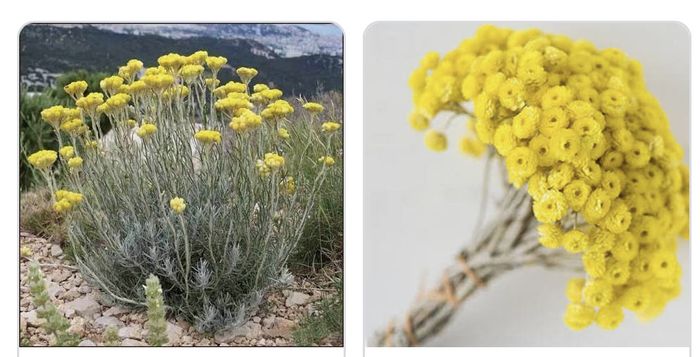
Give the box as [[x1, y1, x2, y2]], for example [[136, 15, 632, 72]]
[[0, 1, 698, 357], [364, 22, 690, 346]]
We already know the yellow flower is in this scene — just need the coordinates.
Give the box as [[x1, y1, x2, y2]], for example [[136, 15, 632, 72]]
[[59, 146, 75, 159], [565, 278, 585, 302], [424, 130, 447, 152], [261, 88, 284, 101], [260, 100, 294, 120], [547, 163, 574, 190], [405, 26, 690, 330], [53, 190, 83, 213], [595, 305, 624, 330], [76, 92, 105, 113], [303, 102, 325, 114], [319, 156, 336, 166], [229, 109, 262, 133], [550, 129, 580, 162], [264, 153, 285, 169], [68, 157, 83, 170], [143, 74, 175, 91], [27, 150, 58, 170], [512, 106, 540, 139], [256, 160, 271, 177], [169, 197, 186, 214], [408, 112, 430, 131], [40, 105, 65, 127], [564, 303, 595, 331], [504, 147, 538, 186], [582, 188, 612, 223], [100, 76, 125, 94], [497, 77, 525, 111], [158, 53, 185, 72], [562, 179, 591, 211], [583, 279, 613, 307], [562, 229, 590, 253], [253, 84, 269, 93], [137, 123, 157, 139], [538, 223, 563, 248], [84, 140, 99, 150], [194, 130, 222, 145], [53, 199, 73, 214], [236, 67, 258, 83], [186, 50, 208, 65], [179, 64, 205, 83], [541, 85, 573, 110], [533, 189, 568, 224], [281, 176, 296, 194], [277, 127, 290, 139], [539, 107, 569, 136], [321, 121, 341, 133], [60, 118, 88, 136], [64, 80, 88, 99], [206, 56, 227, 71]]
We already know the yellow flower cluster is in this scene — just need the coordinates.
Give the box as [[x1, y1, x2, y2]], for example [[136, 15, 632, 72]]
[[321, 121, 342, 133], [408, 25, 689, 330], [236, 67, 258, 84], [229, 109, 263, 133], [64, 80, 88, 99], [260, 99, 294, 120], [281, 176, 296, 194], [303, 102, 324, 113], [67, 157, 83, 170], [194, 130, 222, 145], [318, 155, 336, 166], [169, 197, 187, 214], [27, 150, 57, 170], [137, 123, 158, 139], [29, 49, 337, 237], [53, 190, 83, 213], [264, 152, 285, 169], [59, 146, 75, 159]]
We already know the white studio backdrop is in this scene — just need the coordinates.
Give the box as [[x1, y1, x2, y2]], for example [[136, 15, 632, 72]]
[[363, 22, 690, 347]]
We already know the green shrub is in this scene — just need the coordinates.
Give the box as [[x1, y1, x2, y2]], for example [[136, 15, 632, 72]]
[[27, 52, 342, 333]]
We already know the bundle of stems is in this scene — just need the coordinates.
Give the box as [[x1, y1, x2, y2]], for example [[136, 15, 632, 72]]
[[372, 154, 580, 346]]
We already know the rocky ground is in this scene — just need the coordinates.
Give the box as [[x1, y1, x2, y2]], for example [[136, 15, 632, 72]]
[[19, 231, 342, 347]]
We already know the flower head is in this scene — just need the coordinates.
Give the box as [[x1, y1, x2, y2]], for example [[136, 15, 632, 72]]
[[59, 146, 75, 159], [303, 102, 324, 113], [236, 67, 258, 83], [263, 153, 285, 169], [319, 156, 336, 166], [169, 197, 186, 214], [68, 157, 83, 170], [27, 150, 57, 170], [321, 121, 342, 133], [64, 81, 88, 99], [194, 130, 222, 145], [137, 123, 158, 139]]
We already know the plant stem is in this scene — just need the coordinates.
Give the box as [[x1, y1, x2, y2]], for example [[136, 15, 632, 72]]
[[371, 185, 580, 347]]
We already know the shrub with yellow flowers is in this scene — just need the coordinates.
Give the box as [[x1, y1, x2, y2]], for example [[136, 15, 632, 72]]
[[375, 25, 689, 347], [25, 50, 342, 333]]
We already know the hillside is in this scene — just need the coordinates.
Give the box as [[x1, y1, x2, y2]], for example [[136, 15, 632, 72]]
[[20, 24, 343, 97]]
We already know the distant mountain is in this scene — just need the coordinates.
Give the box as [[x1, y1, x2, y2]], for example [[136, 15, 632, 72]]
[[20, 24, 343, 97], [53, 23, 342, 58]]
